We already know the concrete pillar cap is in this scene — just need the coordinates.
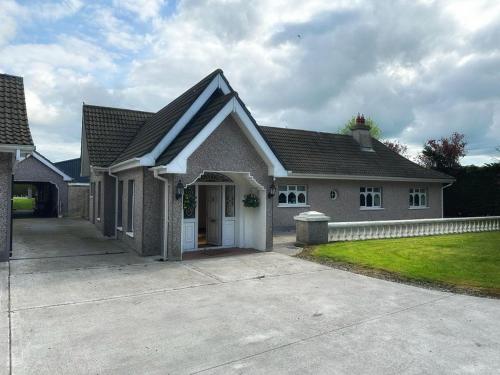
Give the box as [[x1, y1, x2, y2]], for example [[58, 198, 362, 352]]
[[294, 211, 331, 222]]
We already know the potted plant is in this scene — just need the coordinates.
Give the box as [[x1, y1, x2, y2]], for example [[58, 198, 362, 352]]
[[243, 193, 260, 208]]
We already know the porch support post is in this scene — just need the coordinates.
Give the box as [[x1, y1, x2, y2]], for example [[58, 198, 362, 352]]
[[167, 174, 183, 261], [294, 211, 330, 246]]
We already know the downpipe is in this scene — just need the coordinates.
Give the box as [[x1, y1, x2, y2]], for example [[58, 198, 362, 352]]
[[153, 170, 170, 261], [108, 170, 119, 239]]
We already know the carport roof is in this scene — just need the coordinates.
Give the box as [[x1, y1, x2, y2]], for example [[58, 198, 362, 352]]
[[0, 74, 34, 146]]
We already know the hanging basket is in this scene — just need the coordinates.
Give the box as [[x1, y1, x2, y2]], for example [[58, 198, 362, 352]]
[[243, 193, 260, 208]]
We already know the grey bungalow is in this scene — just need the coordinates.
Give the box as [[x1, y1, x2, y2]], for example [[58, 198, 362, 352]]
[[81, 70, 453, 260]]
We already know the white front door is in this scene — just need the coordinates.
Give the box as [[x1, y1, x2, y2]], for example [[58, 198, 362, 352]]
[[206, 186, 221, 246]]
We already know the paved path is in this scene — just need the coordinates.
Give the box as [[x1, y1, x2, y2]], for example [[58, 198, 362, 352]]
[[2, 218, 499, 374]]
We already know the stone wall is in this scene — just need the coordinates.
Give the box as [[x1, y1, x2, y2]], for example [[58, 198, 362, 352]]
[[68, 185, 89, 218], [273, 178, 443, 229], [0, 153, 12, 261]]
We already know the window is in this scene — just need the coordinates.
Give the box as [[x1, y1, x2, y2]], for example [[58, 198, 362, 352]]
[[127, 180, 134, 233], [409, 188, 427, 208], [225, 185, 235, 217], [278, 185, 307, 206], [360, 187, 382, 209], [97, 181, 101, 220], [117, 181, 123, 228]]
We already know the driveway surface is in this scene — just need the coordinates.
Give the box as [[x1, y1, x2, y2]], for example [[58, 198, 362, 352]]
[[2, 218, 500, 374]]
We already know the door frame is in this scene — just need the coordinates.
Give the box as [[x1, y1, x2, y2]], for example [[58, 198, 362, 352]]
[[182, 181, 238, 252]]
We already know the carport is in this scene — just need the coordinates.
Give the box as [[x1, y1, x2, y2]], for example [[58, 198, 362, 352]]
[[13, 151, 72, 218]]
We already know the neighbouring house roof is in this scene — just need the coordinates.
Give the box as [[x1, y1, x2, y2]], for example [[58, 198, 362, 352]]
[[156, 89, 235, 165], [54, 158, 89, 183], [0, 73, 34, 147], [28, 152, 73, 181], [114, 69, 223, 164], [260, 126, 452, 181], [83, 104, 154, 167]]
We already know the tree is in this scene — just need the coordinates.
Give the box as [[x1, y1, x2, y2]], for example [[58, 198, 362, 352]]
[[340, 116, 382, 139], [383, 140, 408, 157], [417, 132, 467, 172]]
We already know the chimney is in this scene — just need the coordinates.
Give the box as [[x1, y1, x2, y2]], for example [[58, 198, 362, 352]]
[[351, 114, 373, 151]]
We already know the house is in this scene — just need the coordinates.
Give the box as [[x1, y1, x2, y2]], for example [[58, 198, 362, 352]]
[[13, 151, 72, 217], [54, 157, 90, 218], [81, 69, 453, 260], [0, 74, 35, 261]]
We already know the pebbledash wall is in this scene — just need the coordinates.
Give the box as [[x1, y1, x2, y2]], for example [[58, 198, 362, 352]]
[[67, 185, 89, 218], [272, 179, 443, 229], [13, 154, 69, 216], [0, 153, 13, 261]]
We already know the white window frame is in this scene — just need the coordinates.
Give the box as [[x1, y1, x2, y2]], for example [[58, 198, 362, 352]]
[[278, 185, 309, 207], [360, 186, 383, 210], [409, 187, 428, 209], [96, 181, 101, 221]]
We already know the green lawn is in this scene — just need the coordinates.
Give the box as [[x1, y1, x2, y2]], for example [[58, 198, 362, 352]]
[[13, 197, 35, 210], [308, 231, 500, 296]]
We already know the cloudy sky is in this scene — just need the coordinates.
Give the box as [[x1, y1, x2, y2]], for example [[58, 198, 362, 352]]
[[1, 0, 499, 164]]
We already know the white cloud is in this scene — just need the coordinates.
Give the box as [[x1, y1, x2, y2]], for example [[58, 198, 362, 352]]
[[113, 0, 165, 21]]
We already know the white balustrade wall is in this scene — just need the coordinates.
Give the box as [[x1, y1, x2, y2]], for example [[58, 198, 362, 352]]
[[328, 216, 500, 242]]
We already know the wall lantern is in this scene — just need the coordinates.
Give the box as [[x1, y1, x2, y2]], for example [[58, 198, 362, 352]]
[[175, 180, 184, 200], [268, 182, 277, 199]]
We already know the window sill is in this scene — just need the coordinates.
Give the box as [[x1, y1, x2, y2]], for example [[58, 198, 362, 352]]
[[116, 226, 123, 232], [409, 206, 429, 210], [278, 204, 310, 208], [360, 207, 384, 211], [126, 232, 134, 238]]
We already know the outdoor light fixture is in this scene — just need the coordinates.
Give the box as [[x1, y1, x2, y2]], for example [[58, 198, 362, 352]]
[[175, 180, 184, 200], [268, 182, 277, 198]]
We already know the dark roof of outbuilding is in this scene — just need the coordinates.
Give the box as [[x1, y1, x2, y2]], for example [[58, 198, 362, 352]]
[[156, 90, 235, 166], [0, 74, 34, 146], [114, 69, 222, 164], [260, 126, 452, 180], [83, 104, 154, 167], [54, 158, 89, 183]]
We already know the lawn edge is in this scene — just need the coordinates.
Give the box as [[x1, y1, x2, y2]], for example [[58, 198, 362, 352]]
[[297, 247, 500, 299]]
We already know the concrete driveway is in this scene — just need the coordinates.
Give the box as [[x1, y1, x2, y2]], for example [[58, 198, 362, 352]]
[[2, 218, 499, 374]]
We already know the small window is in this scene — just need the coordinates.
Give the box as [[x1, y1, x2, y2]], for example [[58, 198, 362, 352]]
[[278, 185, 307, 206], [97, 181, 101, 219], [127, 180, 134, 232], [360, 186, 382, 209], [117, 181, 123, 228], [409, 187, 427, 208]]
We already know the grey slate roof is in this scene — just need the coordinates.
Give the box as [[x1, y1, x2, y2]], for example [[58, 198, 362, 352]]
[[0, 74, 34, 146], [54, 158, 89, 183], [114, 69, 222, 164], [260, 126, 452, 180], [156, 89, 235, 166], [83, 104, 154, 167]]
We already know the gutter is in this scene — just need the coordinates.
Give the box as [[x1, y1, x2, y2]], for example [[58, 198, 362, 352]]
[[441, 182, 454, 218], [153, 170, 170, 261]]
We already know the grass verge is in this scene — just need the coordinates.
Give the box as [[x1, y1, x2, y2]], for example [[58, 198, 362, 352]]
[[13, 197, 35, 210]]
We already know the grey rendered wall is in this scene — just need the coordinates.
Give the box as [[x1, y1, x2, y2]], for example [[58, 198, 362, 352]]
[[68, 185, 89, 218], [141, 169, 162, 256], [167, 115, 273, 260], [13, 155, 69, 216], [0, 153, 12, 261], [273, 178, 443, 229], [89, 171, 115, 236], [116, 167, 143, 253]]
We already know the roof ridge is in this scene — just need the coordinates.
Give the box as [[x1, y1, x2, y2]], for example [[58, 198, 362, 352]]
[[83, 103, 155, 114], [260, 125, 352, 138]]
